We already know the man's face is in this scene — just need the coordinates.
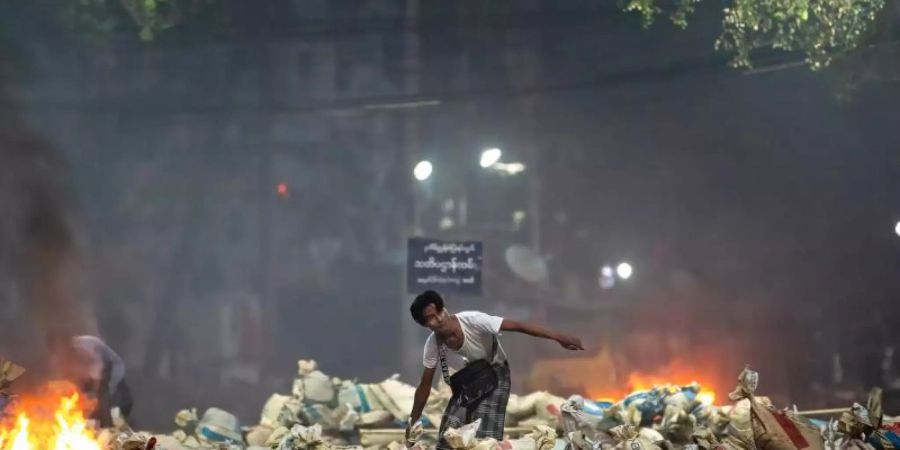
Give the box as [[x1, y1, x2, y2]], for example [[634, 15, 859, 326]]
[[420, 304, 450, 332]]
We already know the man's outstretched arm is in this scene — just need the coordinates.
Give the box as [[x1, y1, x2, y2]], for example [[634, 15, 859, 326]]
[[500, 319, 584, 350]]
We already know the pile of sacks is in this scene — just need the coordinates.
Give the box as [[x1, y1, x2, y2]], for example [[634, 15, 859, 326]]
[[558, 366, 899, 450], [394, 419, 559, 450], [240, 360, 568, 448], [415, 365, 900, 450], [240, 360, 452, 446], [146, 362, 899, 450]]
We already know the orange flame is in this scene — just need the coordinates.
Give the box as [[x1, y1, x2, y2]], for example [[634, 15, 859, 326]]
[[0, 382, 101, 450], [587, 359, 721, 405]]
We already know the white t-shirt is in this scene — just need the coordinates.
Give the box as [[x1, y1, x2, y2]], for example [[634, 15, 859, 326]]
[[422, 311, 507, 370]]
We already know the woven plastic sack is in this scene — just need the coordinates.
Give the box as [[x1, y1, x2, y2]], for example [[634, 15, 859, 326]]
[[261, 394, 295, 427], [444, 419, 482, 449]]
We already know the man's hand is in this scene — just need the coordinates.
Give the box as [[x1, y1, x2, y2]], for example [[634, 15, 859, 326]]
[[405, 419, 422, 448], [501, 320, 585, 351], [556, 334, 584, 351]]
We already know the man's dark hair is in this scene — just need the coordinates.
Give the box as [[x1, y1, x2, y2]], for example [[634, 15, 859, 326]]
[[410, 290, 444, 325]]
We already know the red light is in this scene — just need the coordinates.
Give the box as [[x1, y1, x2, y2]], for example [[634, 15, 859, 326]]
[[277, 182, 289, 197]]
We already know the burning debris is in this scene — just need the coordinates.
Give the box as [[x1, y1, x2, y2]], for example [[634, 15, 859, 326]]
[[0, 359, 897, 450], [0, 379, 101, 450]]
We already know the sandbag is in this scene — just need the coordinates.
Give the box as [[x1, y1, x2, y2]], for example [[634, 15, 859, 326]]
[[842, 440, 877, 450], [300, 403, 358, 432], [356, 410, 394, 428], [839, 403, 879, 439], [661, 408, 696, 444], [338, 405, 360, 431], [619, 389, 666, 428], [866, 428, 900, 450], [298, 374, 337, 405], [614, 435, 663, 450], [726, 399, 754, 447], [749, 403, 824, 450], [442, 419, 504, 450], [118, 432, 156, 450], [535, 393, 566, 423], [509, 393, 545, 420], [744, 381, 824, 450], [561, 396, 601, 437], [337, 381, 366, 412], [564, 430, 614, 450], [386, 443, 431, 450], [273, 424, 362, 450], [359, 430, 403, 448], [690, 427, 721, 450], [267, 426, 291, 447], [527, 425, 559, 450], [608, 425, 640, 444], [262, 394, 296, 428], [247, 424, 275, 446], [638, 428, 664, 444], [367, 375, 425, 422], [197, 407, 243, 444], [473, 439, 501, 450], [444, 419, 483, 449]]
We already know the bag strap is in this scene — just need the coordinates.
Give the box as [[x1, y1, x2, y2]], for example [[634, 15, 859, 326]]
[[436, 332, 500, 385], [437, 338, 452, 385]]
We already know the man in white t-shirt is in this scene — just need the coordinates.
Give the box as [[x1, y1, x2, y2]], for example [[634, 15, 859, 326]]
[[405, 290, 583, 448]]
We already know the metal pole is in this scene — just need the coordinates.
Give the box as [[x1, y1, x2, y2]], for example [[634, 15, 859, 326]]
[[400, 0, 422, 383], [526, 142, 541, 255], [795, 408, 848, 416]]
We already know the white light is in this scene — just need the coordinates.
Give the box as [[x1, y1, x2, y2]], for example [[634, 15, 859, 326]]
[[616, 262, 633, 280], [601, 265, 613, 277], [439, 217, 454, 230], [480, 148, 503, 168], [494, 162, 526, 175], [414, 160, 433, 181], [895, 221, 900, 237], [599, 265, 615, 290]]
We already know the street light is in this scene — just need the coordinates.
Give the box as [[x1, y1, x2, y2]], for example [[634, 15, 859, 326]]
[[599, 265, 615, 290], [616, 262, 633, 280], [601, 265, 614, 277], [493, 162, 526, 175], [414, 160, 433, 181], [895, 220, 900, 238], [480, 148, 503, 168]]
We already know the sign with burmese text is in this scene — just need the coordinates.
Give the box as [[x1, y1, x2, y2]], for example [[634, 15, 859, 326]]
[[406, 238, 483, 295]]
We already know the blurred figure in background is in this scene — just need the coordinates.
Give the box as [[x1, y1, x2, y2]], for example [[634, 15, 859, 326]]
[[48, 333, 132, 426]]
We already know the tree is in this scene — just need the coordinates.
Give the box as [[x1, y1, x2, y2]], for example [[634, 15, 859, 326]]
[[623, 0, 890, 70], [60, 0, 214, 40]]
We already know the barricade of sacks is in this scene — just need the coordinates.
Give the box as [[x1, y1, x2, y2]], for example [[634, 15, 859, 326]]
[[240, 360, 569, 448], [557, 366, 899, 450], [157, 361, 899, 450], [239, 360, 453, 448], [399, 366, 899, 450]]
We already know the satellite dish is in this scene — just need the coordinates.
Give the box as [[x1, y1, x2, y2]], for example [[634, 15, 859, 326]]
[[505, 245, 549, 284]]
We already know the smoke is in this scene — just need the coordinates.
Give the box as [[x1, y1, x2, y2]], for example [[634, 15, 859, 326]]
[[0, 56, 92, 371]]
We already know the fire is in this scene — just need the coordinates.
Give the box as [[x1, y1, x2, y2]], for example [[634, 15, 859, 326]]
[[696, 391, 715, 406], [587, 359, 722, 405], [0, 383, 101, 450]]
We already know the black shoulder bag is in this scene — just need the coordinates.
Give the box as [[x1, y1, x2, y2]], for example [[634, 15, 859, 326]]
[[438, 335, 499, 407]]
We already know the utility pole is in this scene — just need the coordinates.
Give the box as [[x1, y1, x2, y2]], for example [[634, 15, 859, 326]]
[[400, 0, 422, 383]]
